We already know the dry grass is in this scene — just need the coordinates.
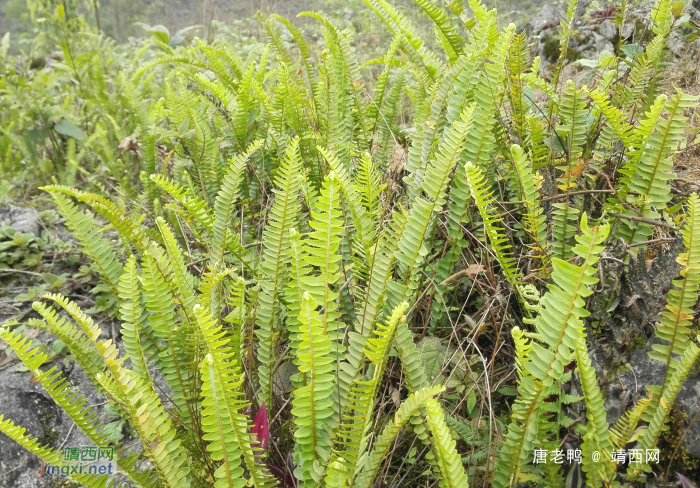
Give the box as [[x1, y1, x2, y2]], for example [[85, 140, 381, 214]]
[[667, 45, 700, 183]]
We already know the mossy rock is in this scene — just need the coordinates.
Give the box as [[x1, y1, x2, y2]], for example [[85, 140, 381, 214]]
[[542, 34, 560, 61]]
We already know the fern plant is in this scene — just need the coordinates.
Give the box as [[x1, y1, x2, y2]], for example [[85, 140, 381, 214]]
[[2, 0, 700, 487]]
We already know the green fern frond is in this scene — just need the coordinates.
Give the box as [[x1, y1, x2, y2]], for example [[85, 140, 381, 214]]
[[610, 395, 651, 449], [493, 376, 544, 488], [296, 170, 348, 420], [42, 189, 123, 295], [413, 0, 464, 63], [194, 41, 242, 87], [392, 105, 475, 302], [43, 186, 154, 253], [424, 397, 470, 488], [100, 356, 191, 488], [465, 162, 520, 286], [151, 173, 215, 234], [620, 33, 667, 116], [140, 252, 197, 426], [0, 326, 156, 487], [554, 80, 587, 182], [117, 256, 152, 385], [495, 214, 609, 488], [270, 14, 319, 118], [395, 312, 427, 393], [509, 144, 547, 257], [223, 274, 247, 367], [530, 214, 609, 384], [256, 138, 303, 411], [552, 0, 578, 86], [292, 292, 337, 486], [134, 54, 238, 91], [195, 304, 277, 488], [587, 87, 634, 149], [26, 305, 110, 396], [319, 147, 377, 256], [353, 209, 405, 341], [0, 415, 114, 488], [328, 302, 408, 485], [574, 333, 615, 487], [511, 326, 533, 379], [155, 217, 198, 306], [0, 327, 112, 447], [404, 55, 475, 198], [368, 33, 402, 136], [633, 340, 700, 478], [551, 84, 587, 261], [618, 91, 698, 247], [361, 0, 443, 80], [234, 62, 257, 150], [633, 193, 700, 471], [212, 140, 264, 265], [353, 385, 445, 488], [200, 267, 234, 321], [36, 294, 191, 488], [354, 153, 386, 226], [447, 25, 514, 236], [506, 32, 531, 144]]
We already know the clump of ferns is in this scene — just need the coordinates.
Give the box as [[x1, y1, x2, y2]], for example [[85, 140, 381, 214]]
[[2, 0, 700, 487]]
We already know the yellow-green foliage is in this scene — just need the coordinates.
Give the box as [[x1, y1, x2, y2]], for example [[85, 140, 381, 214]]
[[1, 0, 700, 487]]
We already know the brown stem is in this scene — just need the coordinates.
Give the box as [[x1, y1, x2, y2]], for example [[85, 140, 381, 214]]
[[609, 213, 680, 231]]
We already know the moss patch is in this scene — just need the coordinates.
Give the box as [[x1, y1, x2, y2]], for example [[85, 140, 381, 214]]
[[657, 403, 700, 482]]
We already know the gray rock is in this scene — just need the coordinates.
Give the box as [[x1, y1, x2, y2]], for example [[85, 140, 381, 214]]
[[668, 32, 687, 57], [605, 339, 700, 458], [0, 205, 41, 236], [527, 4, 565, 35], [581, 32, 615, 59], [691, 0, 700, 20], [598, 19, 618, 40], [273, 360, 298, 399], [620, 23, 635, 40]]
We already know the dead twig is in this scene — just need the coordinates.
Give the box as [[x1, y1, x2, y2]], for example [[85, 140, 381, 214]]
[[498, 189, 614, 206], [0, 268, 43, 277], [609, 213, 679, 231], [628, 237, 676, 248]]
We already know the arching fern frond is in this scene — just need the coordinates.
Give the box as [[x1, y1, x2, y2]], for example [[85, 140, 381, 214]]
[[465, 162, 520, 286], [42, 189, 123, 296], [212, 140, 264, 265], [0, 326, 157, 487], [610, 394, 651, 449], [412, 0, 463, 63], [0, 415, 113, 488], [633, 193, 700, 476], [495, 214, 609, 488], [353, 385, 445, 488]]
